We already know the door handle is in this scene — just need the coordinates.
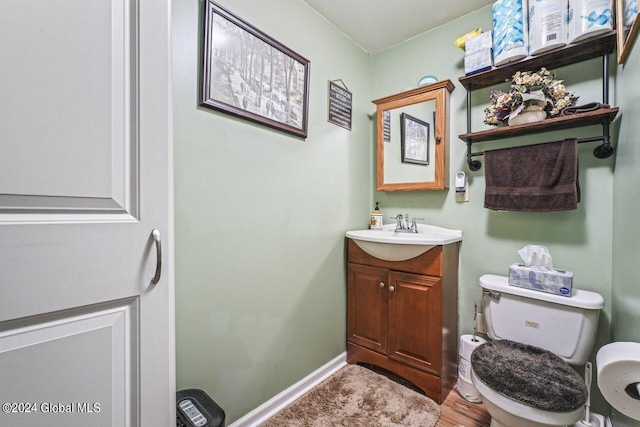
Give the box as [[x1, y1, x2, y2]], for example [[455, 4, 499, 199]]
[[151, 229, 162, 285]]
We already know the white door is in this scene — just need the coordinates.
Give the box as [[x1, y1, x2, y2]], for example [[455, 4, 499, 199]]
[[0, 0, 174, 426]]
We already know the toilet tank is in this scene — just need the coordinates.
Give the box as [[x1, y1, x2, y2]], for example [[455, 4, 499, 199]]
[[479, 274, 604, 365]]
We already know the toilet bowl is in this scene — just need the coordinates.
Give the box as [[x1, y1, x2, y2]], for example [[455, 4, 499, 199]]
[[471, 370, 585, 427], [471, 275, 604, 427]]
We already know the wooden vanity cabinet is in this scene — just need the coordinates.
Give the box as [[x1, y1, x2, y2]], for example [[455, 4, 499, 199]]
[[346, 239, 459, 404]]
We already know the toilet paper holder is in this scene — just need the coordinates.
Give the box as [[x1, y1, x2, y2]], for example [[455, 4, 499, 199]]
[[625, 383, 640, 400], [597, 341, 640, 420]]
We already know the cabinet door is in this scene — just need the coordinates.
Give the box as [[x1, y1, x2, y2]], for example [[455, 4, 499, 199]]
[[388, 271, 442, 374], [347, 263, 388, 355]]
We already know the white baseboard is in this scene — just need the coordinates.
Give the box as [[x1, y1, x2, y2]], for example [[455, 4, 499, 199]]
[[228, 352, 347, 427]]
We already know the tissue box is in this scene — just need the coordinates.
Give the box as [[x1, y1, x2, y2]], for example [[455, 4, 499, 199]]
[[465, 31, 493, 54], [465, 49, 493, 75], [508, 263, 573, 297]]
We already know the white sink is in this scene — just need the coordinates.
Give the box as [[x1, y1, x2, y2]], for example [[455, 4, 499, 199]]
[[346, 223, 462, 262]]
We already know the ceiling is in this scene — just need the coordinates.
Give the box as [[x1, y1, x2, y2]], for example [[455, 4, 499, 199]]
[[302, 0, 494, 54]]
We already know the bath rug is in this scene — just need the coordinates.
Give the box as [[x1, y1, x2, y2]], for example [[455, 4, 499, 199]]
[[260, 364, 440, 426]]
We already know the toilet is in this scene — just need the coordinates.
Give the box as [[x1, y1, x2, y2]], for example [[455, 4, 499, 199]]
[[470, 274, 604, 427]]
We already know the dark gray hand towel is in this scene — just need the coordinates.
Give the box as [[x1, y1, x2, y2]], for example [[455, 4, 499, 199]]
[[560, 102, 609, 116], [484, 139, 580, 212]]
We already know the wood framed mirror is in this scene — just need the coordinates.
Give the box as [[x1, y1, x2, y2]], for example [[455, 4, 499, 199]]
[[373, 80, 454, 191]]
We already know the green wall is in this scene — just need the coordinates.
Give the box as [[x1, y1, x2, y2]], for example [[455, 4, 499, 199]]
[[612, 29, 640, 427], [175, 0, 640, 424], [173, 0, 371, 422], [370, 5, 614, 414]]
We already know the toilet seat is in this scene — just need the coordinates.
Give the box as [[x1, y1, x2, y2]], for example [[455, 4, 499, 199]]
[[471, 340, 587, 412]]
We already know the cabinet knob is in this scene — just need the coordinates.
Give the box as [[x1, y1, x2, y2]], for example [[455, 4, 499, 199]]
[[379, 282, 385, 288], [389, 285, 395, 292]]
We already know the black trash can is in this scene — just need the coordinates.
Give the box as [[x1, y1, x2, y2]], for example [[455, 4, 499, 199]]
[[176, 389, 225, 427]]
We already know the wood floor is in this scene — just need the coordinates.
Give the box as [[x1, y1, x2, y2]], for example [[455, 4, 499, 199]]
[[436, 386, 491, 427]]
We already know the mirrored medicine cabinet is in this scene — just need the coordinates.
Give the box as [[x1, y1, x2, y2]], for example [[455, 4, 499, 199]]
[[373, 80, 454, 191]]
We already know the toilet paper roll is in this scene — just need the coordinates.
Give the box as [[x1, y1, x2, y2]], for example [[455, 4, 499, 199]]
[[529, 0, 567, 55], [493, 0, 529, 66], [459, 334, 487, 361], [568, 0, 613, 44], [459, 357, 472, 379], [457, 374, 483, 403], [596, 342, 640, 420]]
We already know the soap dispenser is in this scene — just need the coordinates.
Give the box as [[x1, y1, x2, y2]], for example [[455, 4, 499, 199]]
[[370, 202, 383, 230]]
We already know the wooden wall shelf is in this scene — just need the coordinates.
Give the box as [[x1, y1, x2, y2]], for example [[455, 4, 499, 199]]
[[459, 31, 616, 90], [459, 108, 619, 144]]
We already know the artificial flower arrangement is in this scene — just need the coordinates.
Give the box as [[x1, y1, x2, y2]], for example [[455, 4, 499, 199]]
[[484, 67, 579, 126]]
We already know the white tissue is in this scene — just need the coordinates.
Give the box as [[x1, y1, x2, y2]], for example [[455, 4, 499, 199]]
[[517, 245, 554, 269], [509, 245, 572, 296]]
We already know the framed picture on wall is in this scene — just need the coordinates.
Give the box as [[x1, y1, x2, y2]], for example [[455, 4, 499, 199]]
[[200, 0, 310, 138], [617, 0, 640, 64], [400, 113, 430, 165]]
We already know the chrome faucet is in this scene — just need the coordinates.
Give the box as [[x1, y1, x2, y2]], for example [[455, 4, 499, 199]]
[[392, 214, 424, 233]]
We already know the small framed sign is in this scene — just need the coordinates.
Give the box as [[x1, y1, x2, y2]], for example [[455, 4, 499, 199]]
[[327, 80, 352, 130]]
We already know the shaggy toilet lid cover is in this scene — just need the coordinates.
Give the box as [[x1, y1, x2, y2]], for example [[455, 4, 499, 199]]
[[471, 340, 588, 412]]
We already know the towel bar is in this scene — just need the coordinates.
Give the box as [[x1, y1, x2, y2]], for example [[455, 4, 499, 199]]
[[466, 137, 614, 171]]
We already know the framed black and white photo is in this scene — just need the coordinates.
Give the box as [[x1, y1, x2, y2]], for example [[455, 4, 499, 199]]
[[617, 0, 640, 64], [400, 113, 430, 165], [201, 0, 310, 138]]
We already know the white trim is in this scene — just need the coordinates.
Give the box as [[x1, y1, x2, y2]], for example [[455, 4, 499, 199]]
[[229, 352, 347, 427]]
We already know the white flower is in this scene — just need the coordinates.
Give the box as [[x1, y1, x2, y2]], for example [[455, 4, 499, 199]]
[[484, 68, 579, 126]]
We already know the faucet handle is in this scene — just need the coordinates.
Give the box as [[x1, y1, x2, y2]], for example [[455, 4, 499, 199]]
[[411, 217, 425, 231]]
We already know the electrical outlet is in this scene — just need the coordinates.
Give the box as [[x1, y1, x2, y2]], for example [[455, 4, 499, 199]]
[[455, 182, 470, 202]]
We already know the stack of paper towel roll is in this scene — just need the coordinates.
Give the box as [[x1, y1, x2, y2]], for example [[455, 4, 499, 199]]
[[493, 0, 529, 65], [529, 0, 567, 55], [568, 0, 613, 44], [457, 335, 487, 402]]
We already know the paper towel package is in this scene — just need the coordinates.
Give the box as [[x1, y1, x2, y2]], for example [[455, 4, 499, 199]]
[[529, 0, 568, 55], [567, 0, 613, 44], [509, 263, 574, 296], [465, 31, 493, 54], [465, 49, 493, 75], [493, 0, 529, 66]]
